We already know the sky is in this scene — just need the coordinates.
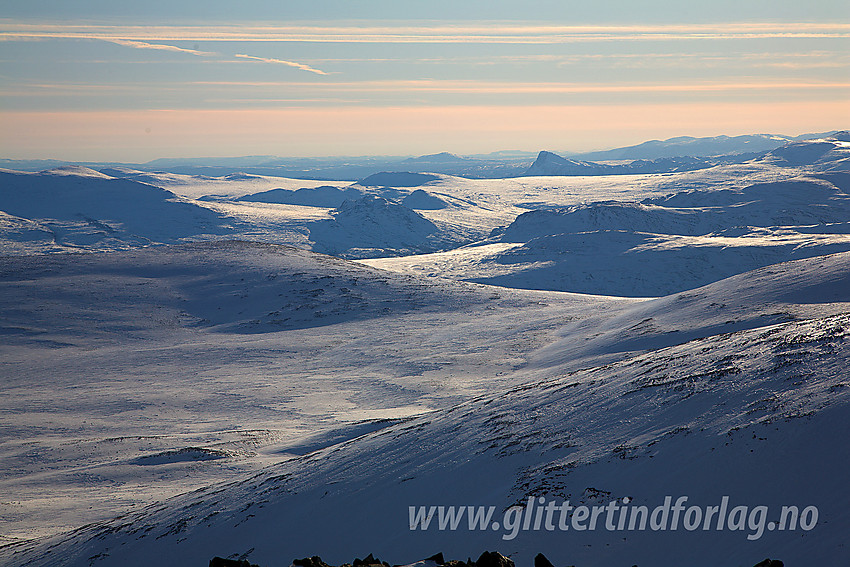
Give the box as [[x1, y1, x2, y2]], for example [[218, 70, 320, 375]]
[[1, 1, 849, 161]]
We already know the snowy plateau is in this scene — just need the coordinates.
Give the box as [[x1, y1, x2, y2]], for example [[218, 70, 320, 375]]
[[1, 133, 850, 566]]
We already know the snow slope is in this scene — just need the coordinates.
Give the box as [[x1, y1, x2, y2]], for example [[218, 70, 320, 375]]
[[0, 242, 628, 544], [532, 250, 850, 370], [3, 252, 849, 567]]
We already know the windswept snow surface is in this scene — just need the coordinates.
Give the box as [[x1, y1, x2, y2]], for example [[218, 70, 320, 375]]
[[2, 251, 850, 566], [2, 134, 850, 566], [0, 242, 629, 545]]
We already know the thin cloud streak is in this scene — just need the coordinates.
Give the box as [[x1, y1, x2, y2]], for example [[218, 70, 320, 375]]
[[233, 54, 328, 75], [6, 78, 844, 109], [105, 38, 328, 75], [3, 22, 850, 44], [302, 51, 850, 64], [189, 79, 850, 94], [107, 39, 214, 56]]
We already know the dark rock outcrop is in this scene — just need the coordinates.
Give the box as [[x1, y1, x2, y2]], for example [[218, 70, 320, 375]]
[[353, 553, 388, 567], [209, 557, 259, 567], [215, 551, 785, 567], [293, 557, 333, 567], [474, 551, 514, 567]]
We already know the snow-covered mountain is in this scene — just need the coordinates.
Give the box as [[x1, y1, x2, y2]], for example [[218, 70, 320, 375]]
[[307, 196, 457, 258], [526, 132, 849, 177], [765, 131, 850, 170], [236, 185, 364, 208], [524, 151, 713, 176], [523, 152, 605, 176], [0, 166, 234, 252], [402, 189, 450, 210], [572, 132, 835, 161]]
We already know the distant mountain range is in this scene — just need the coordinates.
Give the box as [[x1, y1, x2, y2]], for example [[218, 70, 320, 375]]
[[524, 151, 729, 177], [0, 131, 839, 180], [569, 132, 836, 161]]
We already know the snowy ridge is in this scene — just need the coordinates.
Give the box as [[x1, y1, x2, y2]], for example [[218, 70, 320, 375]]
[[765, 132, 850, 170], [0, 167, 492, 257], [483, 171, 850, 295], [113, 169, 337, 200], [478, 227, 850, 296], [38, 165, 114, 179]]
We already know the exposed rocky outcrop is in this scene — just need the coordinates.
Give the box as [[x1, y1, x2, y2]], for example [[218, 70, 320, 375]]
[[211, 551, 782, 567], [209, 557, 260, 567]]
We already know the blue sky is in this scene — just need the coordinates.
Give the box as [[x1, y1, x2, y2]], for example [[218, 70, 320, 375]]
[[1, 1, 848, 160]]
